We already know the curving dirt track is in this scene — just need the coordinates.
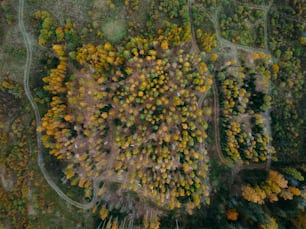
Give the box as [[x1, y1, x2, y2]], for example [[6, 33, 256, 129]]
[[18, 0, 98, 210]]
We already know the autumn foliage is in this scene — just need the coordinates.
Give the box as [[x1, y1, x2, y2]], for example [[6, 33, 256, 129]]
[[241, 170, 302, 204], [37, 16, 212, 224], [226, 208, 239, 221], [0, 80, 30, 228]]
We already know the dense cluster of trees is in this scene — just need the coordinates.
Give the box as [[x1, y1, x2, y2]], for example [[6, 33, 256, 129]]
[[37, 10, 213, 225], [0, 82, 84, 228], [0, 79, 31, 228], [158, 0, 188, 19], [123, 0, 193, 46], [241, 170, 302, 204], [34, 10, 55, 46], [219, 3, 264, 47], [31, 0, 305, 227], [195, 29, 217, 52], [111, 37, 211, 212], [239, 168, 306, 228], [217, 54, 274, 163], [195, 0, 219, 11], [268, 1, 306, 162], [35, 11, 80, 50], [0, 125, 29, 227], [189, 1, 218, 58], [161, 162, 305, 228], [0, 78, 58, 228]]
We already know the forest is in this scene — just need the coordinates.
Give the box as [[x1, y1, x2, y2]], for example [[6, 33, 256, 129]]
[[0, 0, 305, 228]]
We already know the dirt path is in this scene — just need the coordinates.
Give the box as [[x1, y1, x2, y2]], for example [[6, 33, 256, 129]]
[[188, 0, 236, 169], [18, 0, 97, 210]]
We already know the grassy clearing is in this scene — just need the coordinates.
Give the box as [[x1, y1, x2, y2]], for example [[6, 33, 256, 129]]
[[102, 19, 127, 43]]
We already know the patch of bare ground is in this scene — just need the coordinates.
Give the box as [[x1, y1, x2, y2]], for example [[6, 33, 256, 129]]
[[0, 166, 15, 192], [33, 0, 90, 27], [238, 114, 252, 132], [243, 52, 270, 94], [27, 179, 37, 216], [0, 27, 25, 84]]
